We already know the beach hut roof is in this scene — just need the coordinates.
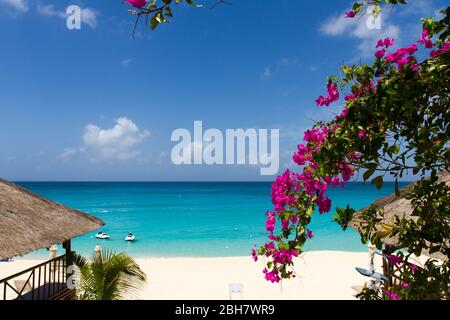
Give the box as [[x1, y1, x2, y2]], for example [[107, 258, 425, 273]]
[[349, 171, 449, 261], [0, 179, 104, 260]]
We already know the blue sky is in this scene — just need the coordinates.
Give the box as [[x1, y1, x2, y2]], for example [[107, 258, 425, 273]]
[[0, 0, 446, 181]]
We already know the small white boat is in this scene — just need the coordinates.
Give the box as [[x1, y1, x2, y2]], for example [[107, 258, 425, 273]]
[[125, 232, 135, 242], [95, 232, 110, 240]]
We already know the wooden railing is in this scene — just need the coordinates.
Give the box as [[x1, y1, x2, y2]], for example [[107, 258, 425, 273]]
[[0, 255, 72, 300]]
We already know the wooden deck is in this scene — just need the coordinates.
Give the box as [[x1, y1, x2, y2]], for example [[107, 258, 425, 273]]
[[0, 255, 75, 300]]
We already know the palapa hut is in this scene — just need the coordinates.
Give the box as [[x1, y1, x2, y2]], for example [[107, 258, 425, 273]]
[[349, 171, 449, 292], [0, 178, 104, 300]]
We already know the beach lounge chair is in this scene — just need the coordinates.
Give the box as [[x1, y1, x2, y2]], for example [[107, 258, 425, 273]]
[[229, 283, 243, 300], [14, 279, 32, 295], [351, 282, 368, 296]]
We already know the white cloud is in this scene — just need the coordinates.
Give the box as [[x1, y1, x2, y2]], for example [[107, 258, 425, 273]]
[[83, 117, 150, 162], [261, 67, 272, 79], [121, 58, 133, 67], [0, 0, 28, 13], [320, 10, 400, 57], [37, 4, 99, 29], [278, 57, 302, 68], [58, 147, 77, 161], [36, 4, 64, 18], [80, 8, 98, 29]]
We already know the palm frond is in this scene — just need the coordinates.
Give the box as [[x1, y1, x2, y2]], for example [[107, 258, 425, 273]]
[[73, 248, 147, 300]]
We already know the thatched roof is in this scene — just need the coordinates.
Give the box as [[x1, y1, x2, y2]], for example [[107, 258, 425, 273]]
[[0, 179, 104, 260], [349, 171, 449, 261]]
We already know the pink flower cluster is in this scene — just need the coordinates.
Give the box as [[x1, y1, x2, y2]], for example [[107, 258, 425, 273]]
[[255, 28, 450, 284], [272, 249, 299, 265], [375, 37, 395, 59], [344, 81, 375, 104], [270, 170, 296, 213], [345, 11, 356, 18], [416, 29, 450, 58], [358, 129, 367, 139], [431, 41, 450, 58], [263, 268, 281, 283], [304, 126, 329, 145], [315, 83, 339, 107], [251, 249, 258, 262], [265, 211, 276, 233], [293, 144, 310, 166], [338, 162, 355, 182], [128, 0, 147, 8], [385, 290, 399, 300], [418, 29, 433, 49], [386, 44, 418, 72]]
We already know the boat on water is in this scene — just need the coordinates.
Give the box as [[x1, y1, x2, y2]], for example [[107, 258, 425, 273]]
[[95, 232, 110, 240], [125, 232, 135, 241]]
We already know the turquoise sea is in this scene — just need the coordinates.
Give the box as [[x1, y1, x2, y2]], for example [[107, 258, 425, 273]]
[[16, 181, 408, 258]]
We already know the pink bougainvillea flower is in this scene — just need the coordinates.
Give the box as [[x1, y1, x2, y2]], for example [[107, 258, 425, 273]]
[[418, 29, 433, 48], [340, 107, 349, 118], [405, 44, 418, 55], [251, 249, 258, 262], [293, 144, 310, 166], [315, 83, 339, 107], [386, 290, 399, 300], [376, 37, 394, 49], [265, 242, 275, 252], [315, 95, 330, 107], [397, 56, 414, 72], [358, 129, 367, 139], [376, 39, 384, 48], [375, 48, 386, 59], [430, 41, 450, 58], [304, 127, 328, 144], [338, 163, 354, 182], [327, 83, 339, 102], [314, 192, 332, 214], [389, 254, 401, 265], [344, 93, 356, 101], [350, 151, 362, 161], [306, 229, 314, 239], [384, 37, 395, 48], [402, 282, 409, 289], [263, 268, 281, 283], [128, 0, 147, 8], [411, 264, 418, 273], [386, 46, 418, 72], [265, 211, 276, 233], [331, 176, 342, 188], [345, 10, 356, 18]]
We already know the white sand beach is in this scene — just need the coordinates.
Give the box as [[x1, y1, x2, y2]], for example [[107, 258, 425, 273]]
[[0, 251, 383, 300]]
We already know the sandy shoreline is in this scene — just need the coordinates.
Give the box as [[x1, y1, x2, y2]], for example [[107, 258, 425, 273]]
[[0, 251, 381, 300]]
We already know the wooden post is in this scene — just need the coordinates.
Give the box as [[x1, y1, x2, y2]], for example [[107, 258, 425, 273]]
[[381, 245, 397, 300], [62, 239, 72, 284]]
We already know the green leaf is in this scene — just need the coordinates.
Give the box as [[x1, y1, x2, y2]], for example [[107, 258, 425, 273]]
[[363, 163, 378, 181], [371, 176, 384, 190], [394, 178, 400, 196], [150, 15, 159, 30]]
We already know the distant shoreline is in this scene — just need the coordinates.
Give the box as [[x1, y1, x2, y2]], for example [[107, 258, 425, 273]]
[[12, 248, 369, 261]]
